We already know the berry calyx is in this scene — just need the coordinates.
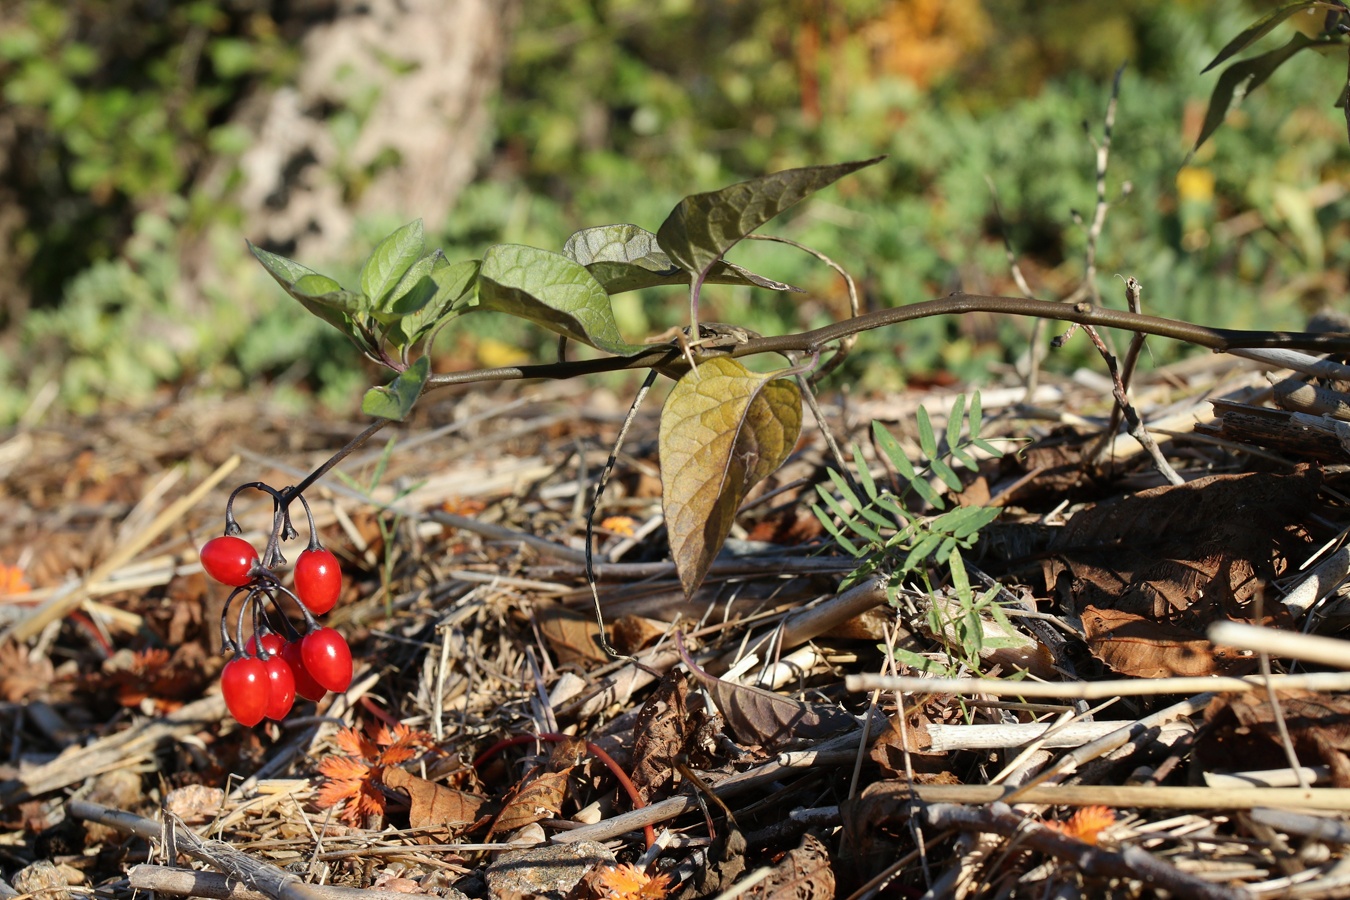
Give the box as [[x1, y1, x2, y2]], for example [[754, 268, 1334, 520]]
[[281, 639, 327, 702], [294, 547, 342, 614], [201, 536, 259, 587], [221, 657, 269, 726], [262, 654, 297, 720], [301, 628, 353, 693]]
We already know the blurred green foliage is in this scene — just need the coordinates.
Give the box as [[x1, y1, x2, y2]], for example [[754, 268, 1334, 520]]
[[2, 0, 1349, 424]]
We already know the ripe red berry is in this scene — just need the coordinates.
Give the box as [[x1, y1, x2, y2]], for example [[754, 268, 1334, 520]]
[[221, 657, 269, 726], [294, 547, 342, 614], [301, 628, 352, 693], [246, 632, 284, 657], [281, 639, 327, 702], [262, 654, 296, 720], [200, 536, 259, 587]]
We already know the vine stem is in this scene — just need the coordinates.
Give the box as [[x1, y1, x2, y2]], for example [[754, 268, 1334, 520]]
[[422, 292, 1350, 391]]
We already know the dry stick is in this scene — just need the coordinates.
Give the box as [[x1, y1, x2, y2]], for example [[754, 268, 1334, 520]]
[[892, 784, 1350, 811], [845, 671, 1350, 697], [1209, 621, 1350, 668], [917, 802, 1246, 900], [1093, 275, 1152, 468], [1068, 304, 1183, 485], [69, 802, 418, 900], [5, 453, 242, 643]]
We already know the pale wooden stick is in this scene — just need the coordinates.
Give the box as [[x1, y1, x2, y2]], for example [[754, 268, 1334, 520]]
[[845, 671, 1350, 698], [5, 454, 241, 642], [1208, 621, 1350, 669], [896, 784, 1350, 811]]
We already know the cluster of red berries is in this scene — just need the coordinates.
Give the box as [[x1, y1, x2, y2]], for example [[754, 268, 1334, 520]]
[[200, 484, 353, 727]]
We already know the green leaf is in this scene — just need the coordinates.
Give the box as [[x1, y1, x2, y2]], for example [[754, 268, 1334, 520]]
[[930, 457, 962, 493], [949, 549, 971, 600], [873, 421, 918, 483], [477, 243, 644, 355], [972, 438, 1005, 457], [1189, 32, 1317, 160], [361, 219, 425, 308], [945, 394, 966, 461], [360, 356, 430, 421], [562, 224, 800, 294], [380, 249, 447, 320], [944, 506, 1000, 540], [249, 241, 318, 286], [812, 504, 864, 558], [656, 157, 884, 278], [853, 445, 878, 502], [969, 392, 984, 441], [1201, 1, 1320, 73], [916, 406, 939, 460], [660, 357, 803, 596], [248, 241, 365, 333], [395, 259, 480, 347]]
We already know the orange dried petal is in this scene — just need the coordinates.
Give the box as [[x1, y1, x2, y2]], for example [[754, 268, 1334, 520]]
[[595, 863, 670, 900], [333, 726, 379, 760], [601, 516, 636, 537]]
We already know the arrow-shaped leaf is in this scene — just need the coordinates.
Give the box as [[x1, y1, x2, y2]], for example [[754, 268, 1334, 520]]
[[1201, 1, 1320, 73], [656, 157, 883, 279], [660, 357, 802, 597], [361, 219, 425, 308], [562, 223, 800, 294], [361, 355, 430, 421], [1189, 32, 1317, 160], [477, 243, 644, 355]]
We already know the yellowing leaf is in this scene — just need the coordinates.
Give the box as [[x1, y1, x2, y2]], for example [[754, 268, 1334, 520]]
[[659, 357, 801, 597]]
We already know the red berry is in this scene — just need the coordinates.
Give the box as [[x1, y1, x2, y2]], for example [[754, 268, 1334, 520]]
[[262, 654, 296, 720], [201, 536, 259, 587], [301, 628, 352, 693], [281, 639, 327, 702], [294, 547, 342, 614], [221, 657, 269, 726], [246, 632, 284, 657]]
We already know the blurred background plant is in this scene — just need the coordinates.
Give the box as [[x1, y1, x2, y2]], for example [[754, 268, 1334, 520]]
[[1, 0, 1348, 426]]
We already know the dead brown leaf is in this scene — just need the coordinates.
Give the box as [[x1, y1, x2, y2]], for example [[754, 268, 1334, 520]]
[[382, 767, 488, 842], [536, 600, 609, 663], [676, 631, 855, 750], [488, 769, 570, 839], [630, 671, 719, 804], [1196, 690, 1350, 786], [1046, 469, 1319, 676], [744, 833, 834, 900], [0, 642, 55, 702], [1081, 606, 1253, 678]]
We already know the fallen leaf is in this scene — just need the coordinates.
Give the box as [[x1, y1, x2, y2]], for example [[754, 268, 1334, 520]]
[[1196, 690, 1350, 786], [382, 767, 488, 842], [630, 671, 719, 804], [675, 631, 854, 749], [744, 833, 834, 900], [1081, 606, 1252, 678], [536, 600, 609, 663], [489, 769, 570, 839]]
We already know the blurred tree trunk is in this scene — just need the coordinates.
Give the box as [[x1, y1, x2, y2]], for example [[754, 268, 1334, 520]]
[[227, 0, 515, 259]]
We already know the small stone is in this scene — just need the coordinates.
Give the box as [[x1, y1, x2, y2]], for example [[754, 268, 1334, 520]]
[[12, 859, 72, 900], [484, 840, 616, 900]]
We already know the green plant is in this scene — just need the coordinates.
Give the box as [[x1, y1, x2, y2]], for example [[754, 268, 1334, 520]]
[[811, 393, 1006, 591], [891, 550, 1028, 677]]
